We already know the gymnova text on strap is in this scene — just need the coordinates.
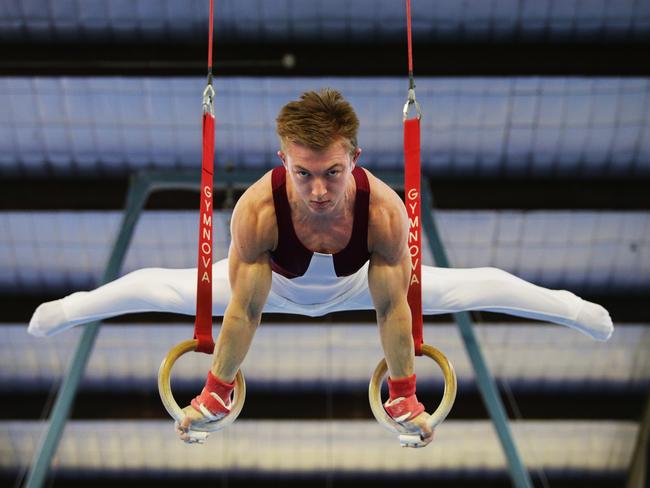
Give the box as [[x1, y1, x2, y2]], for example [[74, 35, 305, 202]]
[[199, 184, 213, 284], [407, 187, 420, 287]]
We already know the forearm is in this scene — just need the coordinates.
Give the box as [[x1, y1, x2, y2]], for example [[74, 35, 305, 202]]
[[211, 306, 260, 382], [214, 243, 271, 381], [377, 302, 414, 379]]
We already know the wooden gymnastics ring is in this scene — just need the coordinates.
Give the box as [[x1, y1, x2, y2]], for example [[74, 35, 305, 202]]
[[158, 339, 246, 433], [368, 343, 457, 447]]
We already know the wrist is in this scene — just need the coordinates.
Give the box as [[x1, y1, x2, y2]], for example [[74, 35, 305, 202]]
[[191, 371, 235, 420], [387, 373, 417, 400], [384, 373, 425, 422]]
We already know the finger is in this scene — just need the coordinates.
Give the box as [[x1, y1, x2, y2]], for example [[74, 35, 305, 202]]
[[179, 430, 198, 443], [176, 421, 198, 443], [417, 427, 433, 446], [175, 424, 190, 439], [181, 415, 193, 430], [421, 426, 434, 441], [183, 429, 209, 444], [417, 433, 433, 447], [409, 435, 431, 448]]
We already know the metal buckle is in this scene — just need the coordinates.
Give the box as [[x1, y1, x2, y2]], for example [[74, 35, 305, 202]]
[[202, 84, 215, 116], [402, 88, 422, 121]]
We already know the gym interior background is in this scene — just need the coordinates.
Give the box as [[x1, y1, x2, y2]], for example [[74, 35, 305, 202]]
[[0, 1, 649, 487]]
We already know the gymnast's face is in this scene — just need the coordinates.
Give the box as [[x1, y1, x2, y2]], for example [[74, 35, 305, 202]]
[[279, 140, 361, 215]]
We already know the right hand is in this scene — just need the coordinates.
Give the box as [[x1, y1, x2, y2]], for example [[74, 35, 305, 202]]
[[399, 411, 435, 448]]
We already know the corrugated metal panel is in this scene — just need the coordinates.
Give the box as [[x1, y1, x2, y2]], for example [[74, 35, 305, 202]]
[[1, 210, 648, 292], [1, 77, 648, 177], [2, 324, 647, 391], [1, 0, 648, 42], [0, 420, 637, 474]]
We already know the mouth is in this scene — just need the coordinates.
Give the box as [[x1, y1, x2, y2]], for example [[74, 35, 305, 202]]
[[310, 200, 331, 209]]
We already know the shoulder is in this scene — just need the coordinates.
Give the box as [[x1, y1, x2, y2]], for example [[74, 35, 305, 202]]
[[230, 170, 277, 262], [362, 168, 408, 263]]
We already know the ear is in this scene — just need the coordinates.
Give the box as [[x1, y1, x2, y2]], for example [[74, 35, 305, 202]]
[[277, 150, 287, 169], [351, 147, 362, 169]]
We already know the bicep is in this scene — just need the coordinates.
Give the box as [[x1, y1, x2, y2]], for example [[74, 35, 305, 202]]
[[227, 191, 274, 320], [368, 189, 411, 318]]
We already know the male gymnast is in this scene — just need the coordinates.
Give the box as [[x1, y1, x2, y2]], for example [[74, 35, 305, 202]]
[[29, 88, 613, 447]]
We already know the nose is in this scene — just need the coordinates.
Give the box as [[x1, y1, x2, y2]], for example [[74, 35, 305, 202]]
[[311, 178, 327, 200]]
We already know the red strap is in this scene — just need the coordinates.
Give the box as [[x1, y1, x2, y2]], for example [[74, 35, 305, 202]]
[[404, 118, 423, 356], [403, 0, 423, 356], [194, 0, 217, 354], [207, 0, 214, 70], [194, 113, 216, 354], [406, 0, 414, 75]]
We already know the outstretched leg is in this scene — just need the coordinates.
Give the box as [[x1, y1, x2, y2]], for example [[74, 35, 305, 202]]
[[420, 266, 613, 341], [28, 260, 232, 337]]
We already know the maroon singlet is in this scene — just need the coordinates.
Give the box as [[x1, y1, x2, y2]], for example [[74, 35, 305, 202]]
[[270, 166, 371, 279]]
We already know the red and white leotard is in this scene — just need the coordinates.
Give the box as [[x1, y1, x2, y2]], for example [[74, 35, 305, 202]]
[[265, 166, 375, 316]]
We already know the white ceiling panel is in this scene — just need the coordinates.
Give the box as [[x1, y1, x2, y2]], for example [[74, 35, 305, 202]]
[[0, 419, 637, 475], [1, 0, 648, 42], [0, 77, 647, 177], [1, 324, 647, 391], [1, 210, 647, 293]]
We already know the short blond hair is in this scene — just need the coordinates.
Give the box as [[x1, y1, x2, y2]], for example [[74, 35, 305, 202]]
[[276, 88, 359, 155]]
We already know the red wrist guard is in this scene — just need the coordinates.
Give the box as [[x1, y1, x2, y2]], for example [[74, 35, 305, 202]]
[[384, 373, 425, 422], [191, 371, 235, 419], [387, 374, 417, 400]]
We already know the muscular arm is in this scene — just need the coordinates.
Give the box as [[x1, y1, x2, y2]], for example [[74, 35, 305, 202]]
[[211, 177, 275, 381], [211, 241, 272, 381], [368, 248, 414, 379], [178, 174, 275, 440], [367, 179, 414, 380], [366, 173, 434, 445]]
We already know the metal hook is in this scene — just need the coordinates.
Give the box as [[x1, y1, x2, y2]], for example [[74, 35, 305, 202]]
[[202, 84, 215, 116], [403, 88, 422, 121]]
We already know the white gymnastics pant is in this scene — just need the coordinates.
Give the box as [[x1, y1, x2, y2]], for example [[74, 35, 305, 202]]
[[28, 259, 613, 341]]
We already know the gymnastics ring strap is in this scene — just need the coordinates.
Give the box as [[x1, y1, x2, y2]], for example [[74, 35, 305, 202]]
[[158, 339, 246, 433], [158, 0, 247, 432], [368, 3, 457, 447], [368, 343, 457, 447]]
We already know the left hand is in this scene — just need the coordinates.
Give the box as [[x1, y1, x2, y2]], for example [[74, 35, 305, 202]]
[[175, 404, 210, 444], [399, 411, 435, 448]]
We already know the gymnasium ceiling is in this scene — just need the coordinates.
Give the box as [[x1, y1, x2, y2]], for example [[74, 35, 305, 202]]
[[1, 1, 649, 487]]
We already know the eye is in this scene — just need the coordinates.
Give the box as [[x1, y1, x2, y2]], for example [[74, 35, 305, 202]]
[[327, 170, 339, 176], [297, 170, 310, 177]]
